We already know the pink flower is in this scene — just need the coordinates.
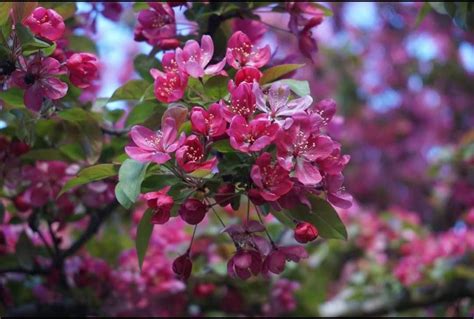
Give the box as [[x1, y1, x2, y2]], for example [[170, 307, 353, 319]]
[[224, 82, 257, 120], [232, 18, 267, 43], [276, 116, 336, 185], [227, 249, 262, 280], [175, 135, 217, 173], [309, 98, 336, 125], [325, 174, 352, 209], [136, 3, 177, 47], [254, 81, 313, 125], [262, 245, 308, 275], [150, 68, 188, 103], [223, 220, 272, 255], [228, 66, 262, 91], [190, 103, 227, 138], [226, 31, 271, 69], [162, 52, 179, 73], [143, 186, 174, 224], [125, 118, 185, 164], [101, 2, 123, 21], [23, 7, 65, 41], [294, 222, 318, 243], [66, 53, 99, 89], [12, 56, 68, 111], [227, 116, 279, 153], [172, 253, 192, 280], [317, 147, 350, 175], [250, 152, 294, 201], [175, 35, 226, 78], [178, 198, 207, 225]]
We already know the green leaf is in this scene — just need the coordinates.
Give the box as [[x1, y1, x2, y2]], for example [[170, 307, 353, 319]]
[[311, 3, 333, 17], [59, 143, 85, 161], [48, 2, 77, 20], [68, 35, 97, 53], [115, 183, 133, 209], [15, 23, 52, 53], [133, 2, 149, 12], [110, 80, 151, 102], [271, 209, 294, 228], [260, 64, 305, 84], [178, 120, 192, 135], [0, 3, 13, 26], [141, 174, 180, 192], [284, 195, 347, 240], [279, 79, 311, 97], [21, 149, 68, 161], [416, 2, 432, 27], [212, 139, 234, 153], [136, 209, 154, 271], [125, 100, 161, 127], [15, 232, 35, 270], [204, 75, 229, 100], [116, 159, 149, 207], [0, 88, 25, 108], [134, 54, 161, 82], [59, 164, 118, 197]]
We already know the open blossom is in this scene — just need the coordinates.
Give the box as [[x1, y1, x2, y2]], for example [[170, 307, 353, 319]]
[[143, 186, 174, 224], [190, 103, 227, 138], [12, 56, 68, 111], [162, 52, 179, 73], [23, 7, 65, 41], [224, 82, 257, 120], [226, 31, 271, 69], [136, 3, 177, 47], [151, 68, 188, 103], [262, 245, 308, 275], [223, 221, 272, 255], [67, 53, 99, 89], [125, 118, 185, 164], [176, 135, 217, 173], [324, 174, 352, 209], [250, 152, 294, 201], [227, 249, 262, 280], [276, 116, 336, 185], [227, 116, 279, 153], [175, 35, 226, 77], [254, 81, 313, 125]]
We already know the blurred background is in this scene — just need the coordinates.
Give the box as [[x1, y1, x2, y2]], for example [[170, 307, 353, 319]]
[[1, 2, 474, 316]]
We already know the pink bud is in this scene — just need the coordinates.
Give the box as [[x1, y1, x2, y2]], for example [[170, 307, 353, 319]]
[[294, 222, 318, 243], [172, 253, 192, 280], [67, 53, 99, 89], [23, 7, 65, 41], [179, 199, 207, 225]]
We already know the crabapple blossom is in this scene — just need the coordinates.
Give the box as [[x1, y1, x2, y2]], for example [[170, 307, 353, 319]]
[[66, 53, 99, 89], [136, 3, 177, 47], [225, 82, 258, 120], [178, 198, 207, 225], [190, 103, 227, 138], [262, 245, 308, 275], [24, 7, 65, 41], [227, 249, 263, 280], [151, 68, 188, 103], [143, 186, 174, 224], [175, 135, 217, 173], [226, 31, 271, 69], [227, 116, 279, 153]]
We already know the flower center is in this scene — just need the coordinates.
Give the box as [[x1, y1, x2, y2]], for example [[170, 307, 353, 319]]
[[24, 73, 37, 85]]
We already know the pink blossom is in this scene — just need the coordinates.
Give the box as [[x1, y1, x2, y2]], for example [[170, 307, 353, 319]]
[[228, 66, 263, 90], [262, 245, 308, 275], [250, 152, 294, 201], [224, 82, 257, 120], [150, 68, 188, 103], [226, 31, 271, 69], [136, 3, 177, 47], [325, 174, 352, 209], [227, 116, 279, 153], [12, 56, 68, 111], [143, 186, 174, 224], [175, 35, 226, 78], [294, 222, 318, 243], [125, 118, 185, 164], [227, 249, 262, 280], [67, 53, 99, 89], [223, 220, 272, 255], [254, 81, 313, 125], [23, 7, 65, 41], [190, 103, 227, 138], [175, 135, 217, 173], [101, 2, 123, 21], [162, 52, 179, 73], [178, 198, 207, 225]]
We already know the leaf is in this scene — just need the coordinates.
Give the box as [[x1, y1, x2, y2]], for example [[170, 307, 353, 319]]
[[48, 2, 77, 20], [279, 79, 311, 97], [125, 100, 161, 127], [416, 2, 432, 27], [15, 23, 52, 53], [136, 209, 154, 271], [115, 183, 133, 209], [212, 139, 234, 153], [270, 209, 294, 228], [285, 195, 347, 240], [68, 35, 97, 53], [178, 120, 192, 135], [0, 3, 13, 26], [110, 80, 151, 102], [133, 2, 149, 12], [260, 64, 305, 84], [0, 88, 25, 108], [141, 174, 180, 192], [116, 159, 149, 207], [134, 54, 161, 82], [15, 232, 35, 271], [59, 164, 118, 197], [311, 3, 333, 17], [12, 2, 37, 23], [204, 75, 229, 100]]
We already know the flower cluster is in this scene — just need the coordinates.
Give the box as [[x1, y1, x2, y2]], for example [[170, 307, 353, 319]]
[[124, 30, 351, 280]]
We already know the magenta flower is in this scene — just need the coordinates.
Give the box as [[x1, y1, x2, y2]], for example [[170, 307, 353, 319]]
[[12, 56, 68, 111], [162, 52, 179, 73], [228, 66, 262, 91], [67, 52, 99, 89], [23, 7, 65, 41], [136, 3, 177, 47], [224, 82, 257, 120], [324, 174, 352, 209], [175, 135, 217, 173], [254, 81, 313, 125], [227, 249, 262, 280], [294, 222, 318, 244], [150, 68, 188, 103], [175, 35, 226, 78], [143, 186, 174, 224], [262, 245, 308, 275], [190, 103, 227, 138], [125, 117, 185, 164], [226, 31, 271, 69], [317, 147, 350, 175], [223, 221, 272, 255], [227, 116, 279, 153], [172, 253, 192, 281], [178, 198, 207, 225], [276, 116, 336, 185], [250, 152, 294, 201]]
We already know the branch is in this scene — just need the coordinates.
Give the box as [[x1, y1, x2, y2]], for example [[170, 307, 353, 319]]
[[0, 266, 48, 276], [319, 280, 474, 316]]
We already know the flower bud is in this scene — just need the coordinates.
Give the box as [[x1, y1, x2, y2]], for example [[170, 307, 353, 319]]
[[24, 7, 65, 41], [294, 222, 318, 243], [172, 253, 192, 280], [67, 53, 99, 89], [179, 198, 207, 225]]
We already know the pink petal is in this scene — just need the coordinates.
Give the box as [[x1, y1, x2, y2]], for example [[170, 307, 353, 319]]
[[204, 58, 226, 75], [200, 35, 214, 67], [130, 126, 159, 151], [296, 159, 322, 185]]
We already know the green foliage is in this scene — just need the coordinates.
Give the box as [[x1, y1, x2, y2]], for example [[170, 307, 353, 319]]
[[0, 3, 13, 26], [134, 54, 162, 82], [279, 79, 311, 97], [125, 100, 162, 127], [15, 232, 35, 271], [68, 35, 97, 53], [260, 64, 305, 84], [15, 23, 54, 55], [136, 209, 154, 271], [212, 139, 234, 153], [204, 75, 229, 100], [59, 164, 119, 197], [110, 80, 151, 102], [115, 159, 149, 208], [0, 88, 25, 108]]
